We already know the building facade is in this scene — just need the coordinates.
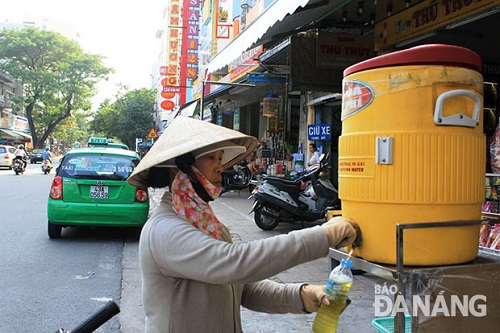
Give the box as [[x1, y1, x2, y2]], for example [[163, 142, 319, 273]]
[[152, 0, 500, 182], [0, 71, 31, 147]]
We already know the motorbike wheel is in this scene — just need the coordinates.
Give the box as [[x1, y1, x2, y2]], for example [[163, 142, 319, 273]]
[[48, 220, 62, 239], [254, 206, 279, 230]]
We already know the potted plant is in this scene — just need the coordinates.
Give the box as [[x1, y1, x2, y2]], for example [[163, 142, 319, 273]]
[[284, 142, 296, 161]]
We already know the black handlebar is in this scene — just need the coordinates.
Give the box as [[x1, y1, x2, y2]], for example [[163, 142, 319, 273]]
[[56, 300, 120, 333]]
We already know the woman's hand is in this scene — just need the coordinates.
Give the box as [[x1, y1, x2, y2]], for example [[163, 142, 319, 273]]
[[300, 284, 352, 313], [321, 217, 361, 249], [300, 284, 329, 312]]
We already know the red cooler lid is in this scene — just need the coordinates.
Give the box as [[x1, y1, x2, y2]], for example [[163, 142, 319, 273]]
[[344, 44, 482, 77]]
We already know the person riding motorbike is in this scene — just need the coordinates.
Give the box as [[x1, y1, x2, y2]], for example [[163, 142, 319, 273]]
[[14, 145, 28, 170], [42, 146, 53, 164], [41, 146, 53, 173]]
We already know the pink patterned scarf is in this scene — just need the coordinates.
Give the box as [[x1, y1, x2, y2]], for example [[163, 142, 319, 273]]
[[171, 166, 225, 239]]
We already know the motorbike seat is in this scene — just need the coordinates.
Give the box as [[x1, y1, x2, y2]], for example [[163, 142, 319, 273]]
[[265, 176, 302, 195]]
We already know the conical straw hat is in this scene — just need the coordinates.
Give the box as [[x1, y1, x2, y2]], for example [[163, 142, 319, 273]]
[[128, 116, 258, 187]]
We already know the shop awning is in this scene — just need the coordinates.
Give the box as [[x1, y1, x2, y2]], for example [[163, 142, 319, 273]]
[[0, 128, 23, 140], [179, 100, 200, 118], [161, 100, 200, 129], [207, 0, 345, 74], [161, 110, 179, 128], [13, 130, 32, 141], [307, 93, 342, 106]]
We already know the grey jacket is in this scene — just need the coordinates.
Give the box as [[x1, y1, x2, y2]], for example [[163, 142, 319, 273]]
[[139, 194, 330, 332]]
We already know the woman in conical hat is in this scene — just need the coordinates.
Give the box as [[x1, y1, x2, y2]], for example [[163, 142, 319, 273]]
[[128, 116, 359, 332]]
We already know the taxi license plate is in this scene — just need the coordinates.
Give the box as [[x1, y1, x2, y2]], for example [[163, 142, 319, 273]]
[[90, 186, 109, 199]]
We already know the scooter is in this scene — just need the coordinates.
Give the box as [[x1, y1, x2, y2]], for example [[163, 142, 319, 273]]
[[221, 160, 252, 193], [248, 173, 265, 193], [41, 159, 53, 174], [249, 153, 340, 230], [13, 158, 26, 175]]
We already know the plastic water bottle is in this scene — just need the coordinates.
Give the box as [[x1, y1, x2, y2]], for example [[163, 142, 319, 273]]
[[312, 258, 353, 333]]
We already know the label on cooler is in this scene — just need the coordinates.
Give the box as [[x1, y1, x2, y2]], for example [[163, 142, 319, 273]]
[[341, 80, 374, 120], [338, 158, 374, 177]]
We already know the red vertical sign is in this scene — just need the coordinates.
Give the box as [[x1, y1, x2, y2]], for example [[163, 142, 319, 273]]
[[161, 0, 182, 111], [180, 0, 201, 106]]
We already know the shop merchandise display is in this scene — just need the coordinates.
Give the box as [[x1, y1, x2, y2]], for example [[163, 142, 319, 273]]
[[482, 174, 500, 251], [251, 127, 298, 178], [480, 224, 500, 250], [490, 122, 500, 174]]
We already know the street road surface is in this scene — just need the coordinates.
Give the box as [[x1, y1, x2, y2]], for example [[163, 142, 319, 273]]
[[0, 162, 137, 332]]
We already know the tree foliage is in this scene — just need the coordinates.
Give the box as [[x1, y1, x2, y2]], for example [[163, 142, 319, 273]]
[[51, 111, 90, 151], [90, 88, 156, 149], [90, 99, 118, 138], [0, 27, 111, 148]]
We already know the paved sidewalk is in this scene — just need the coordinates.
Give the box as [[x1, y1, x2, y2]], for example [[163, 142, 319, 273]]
[[120, 189, 383, 333]]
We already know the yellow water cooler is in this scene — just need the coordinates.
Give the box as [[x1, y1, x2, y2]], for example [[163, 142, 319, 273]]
[[339, 44, 485, 265]]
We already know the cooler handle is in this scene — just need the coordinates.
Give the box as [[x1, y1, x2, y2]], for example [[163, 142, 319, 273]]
[[433, 89, 481, 128]]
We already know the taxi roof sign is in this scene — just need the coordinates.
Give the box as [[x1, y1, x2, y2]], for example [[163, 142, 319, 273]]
[[88, 137, 130, 150], [146, 128, 159, 139], [88, 137, 108, 145]]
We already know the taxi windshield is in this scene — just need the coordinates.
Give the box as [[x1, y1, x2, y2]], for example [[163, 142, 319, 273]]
[[58, 154, 138, 180]]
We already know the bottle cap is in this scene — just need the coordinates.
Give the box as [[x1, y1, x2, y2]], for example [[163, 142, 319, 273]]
[[340, 258, 353, 268]]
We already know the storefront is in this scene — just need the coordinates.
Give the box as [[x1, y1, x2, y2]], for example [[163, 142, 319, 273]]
[[0, 127, 32, 149], [194, 1, 500, 330], [209, 90, 292, 178], [0, 114, 33, 149], [200, 0, 500, 186]]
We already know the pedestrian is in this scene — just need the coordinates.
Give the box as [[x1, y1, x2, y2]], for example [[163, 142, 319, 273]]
[[308, 143, 321, 168], [127, 116, 360, 333]]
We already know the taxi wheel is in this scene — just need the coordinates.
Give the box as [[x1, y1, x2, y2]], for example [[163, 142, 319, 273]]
[[48, 220, 62, 239]]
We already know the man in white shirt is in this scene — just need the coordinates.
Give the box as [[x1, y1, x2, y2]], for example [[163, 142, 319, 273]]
[[307, 143, 320, 168]]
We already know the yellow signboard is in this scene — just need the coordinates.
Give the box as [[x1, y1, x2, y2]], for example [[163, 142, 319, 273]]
[[375, 0, 500, 51], [146, 128, 159, 139]]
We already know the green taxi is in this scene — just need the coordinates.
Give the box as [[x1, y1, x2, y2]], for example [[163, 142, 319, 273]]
[[87, 137, 129, 150], [47, 140, 149, 238]]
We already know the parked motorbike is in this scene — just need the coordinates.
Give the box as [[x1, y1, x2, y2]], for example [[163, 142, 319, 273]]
[[249, 153, 340, 230], [41, 159, 53, 174], [248, 173, 265, 193], [13, 158, 26, 175], [221, 159, 252, 193]]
